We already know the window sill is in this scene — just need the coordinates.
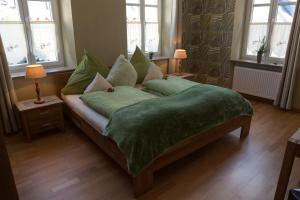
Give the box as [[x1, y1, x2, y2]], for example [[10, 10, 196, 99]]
[[231, 59, 283, 73], [151, 56, 169, 61], [11, 66, 75, 80]]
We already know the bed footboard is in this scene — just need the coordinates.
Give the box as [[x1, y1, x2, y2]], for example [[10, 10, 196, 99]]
[[132, 116, 252, 197], [64, 103, 251, 197]]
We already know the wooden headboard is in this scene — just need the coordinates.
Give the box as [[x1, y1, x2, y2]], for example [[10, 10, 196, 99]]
[[152, 57, 170, 75], [44, 57, 170, 97]]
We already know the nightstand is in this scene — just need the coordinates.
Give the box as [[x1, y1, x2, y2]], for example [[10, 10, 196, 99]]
[[16, 95, 64, 141], [167, 73, 197, 81]]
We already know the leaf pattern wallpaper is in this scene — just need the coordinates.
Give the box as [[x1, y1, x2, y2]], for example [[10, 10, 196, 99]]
[[181, 0, 235, 87]]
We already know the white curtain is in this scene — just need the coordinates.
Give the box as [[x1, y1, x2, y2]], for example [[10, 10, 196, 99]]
[[170, 0, 181, 54], [162, 0, 182, 73], [274, 0, 300, 109], [0, 35, 19, 134]]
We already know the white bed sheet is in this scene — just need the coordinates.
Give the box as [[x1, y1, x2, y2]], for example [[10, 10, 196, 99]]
[[61, 94, 109, 133]]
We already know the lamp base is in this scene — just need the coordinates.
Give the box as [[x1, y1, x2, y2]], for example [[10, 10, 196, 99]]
[[34, 99, 45, 104], [33, 79, 44, 104]]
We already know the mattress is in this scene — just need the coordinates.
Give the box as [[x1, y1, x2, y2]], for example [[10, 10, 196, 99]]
[[61, 94, 108, 133], [61, 85, 145, 133]]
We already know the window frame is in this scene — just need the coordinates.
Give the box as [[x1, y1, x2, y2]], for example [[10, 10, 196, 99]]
[[126, 0, 162, 56], [242, 0, 296, 64], [1, 0, 64, 73]]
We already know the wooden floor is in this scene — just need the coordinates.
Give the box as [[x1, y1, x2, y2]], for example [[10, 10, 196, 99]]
[[6, 101, 300, 200]]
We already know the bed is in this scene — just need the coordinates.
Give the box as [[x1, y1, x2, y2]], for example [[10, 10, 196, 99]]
[[62, 80, 253, 197]]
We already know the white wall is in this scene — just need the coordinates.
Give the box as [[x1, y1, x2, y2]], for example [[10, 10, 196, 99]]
[[231, 0, 247, 60], [71, 0, 127, 66]]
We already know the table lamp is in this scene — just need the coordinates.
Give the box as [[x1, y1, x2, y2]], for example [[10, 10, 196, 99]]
[[25, 64, 47, 104], [174, 49, 187, 74]]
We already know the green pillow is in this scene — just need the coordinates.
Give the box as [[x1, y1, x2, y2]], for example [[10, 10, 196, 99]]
[[61, 52, 109, 95], [130, 46, 151, 83], [107, 55, 137, 87]]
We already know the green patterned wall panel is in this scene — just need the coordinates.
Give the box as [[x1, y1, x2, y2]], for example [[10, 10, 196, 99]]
[[182, 0, 236, 87]]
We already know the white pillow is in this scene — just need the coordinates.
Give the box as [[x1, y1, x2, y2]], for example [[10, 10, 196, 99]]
[[84, 73, 112, 94], [107, 55, 137, 87], [143, 62, 163, 84]]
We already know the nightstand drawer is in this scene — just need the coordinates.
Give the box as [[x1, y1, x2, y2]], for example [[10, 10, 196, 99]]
[[27, 106, 61, 121], [29, 119, 61, 134], [16, 95, 64, 141]]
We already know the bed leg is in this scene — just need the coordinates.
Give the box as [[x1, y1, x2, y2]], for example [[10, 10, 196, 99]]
[[133, 169, 154, 197], [240, 118, 251, 140]]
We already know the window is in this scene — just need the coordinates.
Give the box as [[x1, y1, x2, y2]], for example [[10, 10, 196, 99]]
[[243, 0, 297, 62], [126, 0, 161, 54], [0, 0, 63, 71]]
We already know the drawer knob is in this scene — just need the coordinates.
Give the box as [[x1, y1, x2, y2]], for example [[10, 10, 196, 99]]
[[40, 111, 50, 115], [42, 123, 52, 127]]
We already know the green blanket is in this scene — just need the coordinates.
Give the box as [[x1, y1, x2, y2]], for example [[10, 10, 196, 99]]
[[104, 84, 253, 176], [143, 76, 199, 96], [80, 86, 157, 118]]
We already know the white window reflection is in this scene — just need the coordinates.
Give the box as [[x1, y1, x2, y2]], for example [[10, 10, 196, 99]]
[[126, 0, 160, 54], [0, 0, 62, 68], [245, 0, 296, 61]]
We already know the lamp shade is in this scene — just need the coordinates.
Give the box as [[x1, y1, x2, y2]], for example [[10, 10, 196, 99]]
[[174, 49, 187, 59], [25, 65, 47, 79]]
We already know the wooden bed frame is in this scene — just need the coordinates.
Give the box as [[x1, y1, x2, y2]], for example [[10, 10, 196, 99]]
[[65, 104, 252, 197]]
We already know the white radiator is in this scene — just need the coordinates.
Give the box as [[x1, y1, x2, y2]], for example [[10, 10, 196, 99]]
[[232, 66, 282, 100]]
